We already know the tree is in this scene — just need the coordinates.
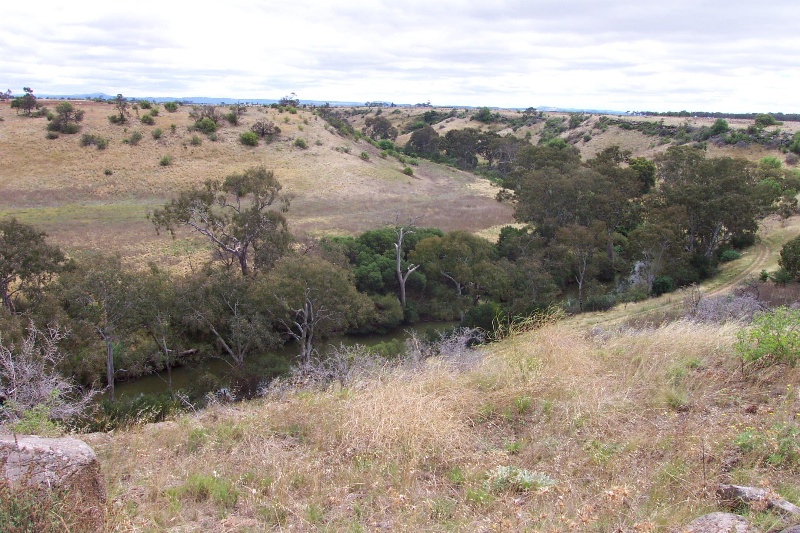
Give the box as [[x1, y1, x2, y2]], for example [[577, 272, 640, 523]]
[[0, 89, 12, 101], [554, 222, 605, 311], [183, 270, 278, 373], [111, 93, 130, 124], [405, 125, 441, 159], [267, 256, 370, 365], [150, 166, 292, 276], [628, 206, 686, 294], [0, 218, 65, 312], [10, 87, 39, 116], [656, 146, 769, 258], [59, 254, 136, 401], [410, 231, 504, 315], [251, 119, 281, 141], [47, 101, 85, 134], [443, 128, 484, 169], [363, 116, 398, 140], [393, 219, 420, 308], [779, 235, 800, 280], [0, 323, 96, 425]]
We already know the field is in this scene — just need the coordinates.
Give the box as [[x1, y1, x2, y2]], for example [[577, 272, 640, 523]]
[[0, 100, 512, 266]]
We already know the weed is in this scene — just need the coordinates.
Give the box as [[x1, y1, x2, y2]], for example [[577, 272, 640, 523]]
[[151, 128, 163, 140], [360, 151, 370, 161], [168, 473, 239, 510], [484, 465, 556, 493], [294, 138, 308, 149], [160, 155, 172, 166]]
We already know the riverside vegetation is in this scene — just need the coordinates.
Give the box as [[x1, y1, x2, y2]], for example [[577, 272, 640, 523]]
[[1, 94, 800, 530]]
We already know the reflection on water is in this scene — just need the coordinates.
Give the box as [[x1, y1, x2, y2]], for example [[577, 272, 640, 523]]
[[113, 322, 458, 401]]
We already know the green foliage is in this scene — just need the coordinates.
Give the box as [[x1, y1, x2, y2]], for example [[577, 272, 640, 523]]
[[194, 117, 217, 134], [719, 249, 742, 262], [709, 118, 730, 135], [779, 235, 800, 279], [164, 101, 179, 112], [736, 307, 800, 367], [651, 275, 674, 296], [239, 131, 259, 146], [189, 135, 202, 146], [140, 113, 155, 125], [168, 473, 239, 510], [45, 131, 59, 140], [583, 293, 616, 312], [736, 422, 800, 467], [294, 138, 308, 149], [138, 100, 152, 109], [47, 102, 84, 134], [0, 482, 76, 533], [402, 166, 413, 176], [472, 106, 494, 123], [754, 113, 781, 128], [151, 128, 162, 140], [127, 130, 143, 145], [159, 155, 172, 166], [80, 134, 108, 149], [359, 151, 370, 161], [377, 139, 395, 150]]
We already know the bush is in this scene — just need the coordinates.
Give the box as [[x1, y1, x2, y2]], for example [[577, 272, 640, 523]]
[[402, 166, 414, 176], [80, 134, 107, 150], [239, 131, 259, 146], [159, 155, 172, 166], [164, 101, 178, 112], [359, 151, 370, 161], [194, 117, 217, 134], [189, 135, 202, 146], [107, 114, 123, 124], [779, 235, 800, 279], [377, 139, 395, 150], [736, 307, 800, 367], [45, 131, 59, 140], [294, 138, 308, 149], [719, 249, 742, 263], [138, 100, 152, 109], [140, 113, 155, 125], [127, 130, 143, 145], [651, 275, 674, 296], [584, 293, 616, 312], [151, 128, 162, 140]]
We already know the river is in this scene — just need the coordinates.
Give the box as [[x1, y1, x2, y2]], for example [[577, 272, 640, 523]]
[[112, 322, 459, 401]]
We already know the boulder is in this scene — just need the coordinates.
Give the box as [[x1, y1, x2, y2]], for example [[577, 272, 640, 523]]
[[0, 434, 105, 524], [684, 512, 760, 533], [718, 484, 800, 516]]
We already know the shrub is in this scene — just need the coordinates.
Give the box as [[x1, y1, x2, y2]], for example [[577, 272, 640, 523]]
[[294, 138, 308, 149], [140, 113, 155, 125], [149, 108, 159, 116], [151, 128, 163, 140], [164, 101, 178, 112], [45, 131, 59, 140], [138, 100, 152, 109], [160, 155, 172, 166], [719, 249, 742, 263], [107, 114, 124, 124], [402, 166, 414, 176], [736, 307, 800, 367], [127, 130, 143, 145], [584, 293, 616, 312], [651, 275, 674, 296], [104, 169, 113, 176], [779, 235, 800, 279], [239, 131, 258, 146], [359, 151, 370, 161], [170, 124, 177, 133], [80, 133, 95, 147], [194, 117, 217, 134], [208, 132, 217, 142], [189, 135, 202, 146], [377, 139, 395, 150]]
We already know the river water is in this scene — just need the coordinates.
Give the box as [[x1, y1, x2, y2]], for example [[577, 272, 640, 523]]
[[113, 322, 459, 401]]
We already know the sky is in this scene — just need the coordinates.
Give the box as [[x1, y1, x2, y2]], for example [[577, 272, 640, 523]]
[[2, 0, 798, 113]]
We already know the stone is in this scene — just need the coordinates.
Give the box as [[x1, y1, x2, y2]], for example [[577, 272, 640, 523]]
[[0, 434, 105, 525], [684, 512, 760, 533], [718, 484, 800, 515]]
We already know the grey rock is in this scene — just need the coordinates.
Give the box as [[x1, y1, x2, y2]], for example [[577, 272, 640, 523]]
[[684, 512, 760, 533]]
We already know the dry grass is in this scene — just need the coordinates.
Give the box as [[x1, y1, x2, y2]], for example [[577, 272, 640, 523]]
[[0, 101, 512, 267], [87, 318, 800, 531]]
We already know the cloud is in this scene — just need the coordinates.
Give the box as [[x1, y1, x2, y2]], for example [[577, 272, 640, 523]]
[[1, 0, 798, 112]]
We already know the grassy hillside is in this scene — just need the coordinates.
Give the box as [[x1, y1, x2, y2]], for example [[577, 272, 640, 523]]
[[0, 101, 512, 267], [83, 313, 800, 532]]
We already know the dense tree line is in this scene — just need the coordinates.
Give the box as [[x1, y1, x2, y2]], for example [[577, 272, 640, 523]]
[[2, 145, 797, 405]]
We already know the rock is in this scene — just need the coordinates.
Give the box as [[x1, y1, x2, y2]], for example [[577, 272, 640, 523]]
[[718, 484, 800, 515], [0, 434, 105, 525], [684, 512, 760, 533], [779, 526, 800, 533]]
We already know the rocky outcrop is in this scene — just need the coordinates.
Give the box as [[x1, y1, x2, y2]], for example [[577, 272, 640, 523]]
[[684, 512, 760, 533], [0, 434, 105, 525], [718, 484, 800, 516]]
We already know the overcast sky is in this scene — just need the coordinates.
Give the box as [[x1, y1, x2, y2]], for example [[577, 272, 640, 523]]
[[2, 1, 798, 112]]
